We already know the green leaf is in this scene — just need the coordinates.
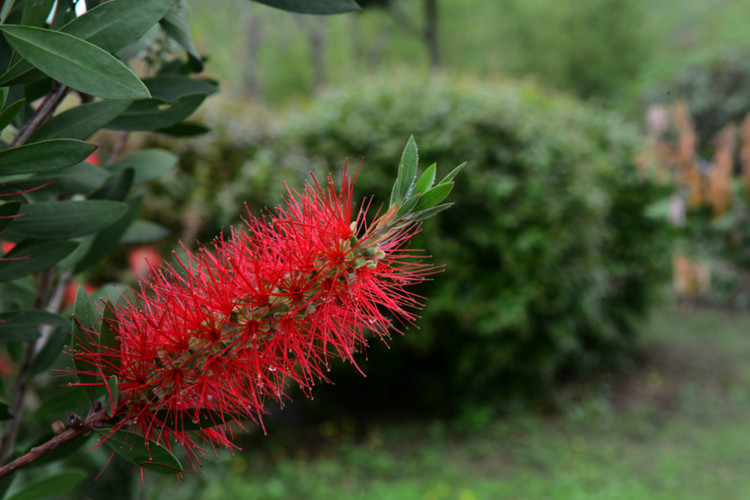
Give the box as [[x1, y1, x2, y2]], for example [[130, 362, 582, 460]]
[[390, 135, 418, 206], [412, 163, 436, 195], [404, 202, 453, 222], [0, 310, 69, 342], [5, 469, 86, 500], [143, 75, 217, 102], [71, 285, 100, 402], [0, 400, 10, 419], [30, 327, 70, 376], [74, 197, 142, 273], [0, 240, 77, 282], [29, 99, 131, 141], [0, 0, 178, 87], [0, 201, 21, 232], [6, 200, 128, 239], [108, 149, 178, 185], [159, 11, 203, 72], [119, 220, 169, 244], [0, 139, 94, 178], [102, 430, 184, 474], [413, 182, 453, 212], [395, 194, 420, 218], [0, 98, 24, 131], [157, 122, 210, 137], [250, 0, 360, 15], [99, 301, 120, 354], [105, 94, 207, 131], [0, 0, 17, 24], [21, 0, 56, 27], [90, 167, 134, 201], [62, 0, 178, 53], [438, 162, 466, 185], [0, 475, 15, 500], [27, 386, 88, 421], [0, 25, 150, 100], [105, 374, 118, 416]]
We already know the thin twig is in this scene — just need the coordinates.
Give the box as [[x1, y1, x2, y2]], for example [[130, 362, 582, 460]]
[[10, 84, 69, 148], [0, 406, 111, 478], [107, 131, 130, 164]]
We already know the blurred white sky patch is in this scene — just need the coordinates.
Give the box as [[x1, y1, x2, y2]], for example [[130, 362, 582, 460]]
[[47, 0, 87, 24]]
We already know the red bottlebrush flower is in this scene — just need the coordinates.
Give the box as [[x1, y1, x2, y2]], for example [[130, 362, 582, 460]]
[[69, 167, 438, 467]]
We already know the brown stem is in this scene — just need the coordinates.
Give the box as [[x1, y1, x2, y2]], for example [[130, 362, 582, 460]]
[[107, 131, 130, 164], [0, 406, 111, 478], [10, 84, 69, 148]]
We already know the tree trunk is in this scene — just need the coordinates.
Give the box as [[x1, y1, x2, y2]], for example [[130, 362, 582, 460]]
[[242, 2, 263, 101], [424, 0, 440, 68]]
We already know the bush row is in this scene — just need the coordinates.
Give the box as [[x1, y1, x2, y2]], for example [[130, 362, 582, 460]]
[[145, 73, 671, 413]]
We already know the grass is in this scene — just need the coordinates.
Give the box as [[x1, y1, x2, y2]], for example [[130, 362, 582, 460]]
[[145, 304, 750, 499]]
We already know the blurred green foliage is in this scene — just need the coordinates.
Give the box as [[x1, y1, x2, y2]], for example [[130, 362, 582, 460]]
[[146, 73, 672, 412]]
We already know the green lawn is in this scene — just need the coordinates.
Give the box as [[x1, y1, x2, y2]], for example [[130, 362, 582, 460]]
[[146, 304, 750, 499]]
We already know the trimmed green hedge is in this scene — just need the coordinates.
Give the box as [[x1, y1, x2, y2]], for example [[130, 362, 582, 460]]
[[147, 74, 671, 412]]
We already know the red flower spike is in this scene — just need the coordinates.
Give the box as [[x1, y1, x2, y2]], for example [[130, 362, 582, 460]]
[[68, 166, 440, 469]]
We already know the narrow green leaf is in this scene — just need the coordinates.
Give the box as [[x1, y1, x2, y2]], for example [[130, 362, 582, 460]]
[[404, 203, 453, 222], [156, 122, 210, 137], [0, 202, 21, 232], [0, 475, 15, 500], [143, 75, 218, 102], [0, 139, 94, 178], [21, 0, 56, 27], [29, 99, 131, 141], [0, 0, 179, 88], [119, 219, 169, 244], [102, 430, 184, 474], [99, 301, 119, 354], [0, 310, 68, 342], [105, 94, 207, 131], [30, 327, 70, 376], [0, 241, 78, 282], [438, 162, 466, 185], [5, 469, 86, 500], [105, 375, 118, 416], [412, 163, 436, 195], [108, 149, 178, 185], [0, 26, 150, 100], [71, 285, 100, 402], [90, 167, 134, 201], [0, 0, 17, 24], [0, 98, 24, 131], [13, 161, 109, 197], [74, 196, 142, 273], [6, 200, 128, 239], [159, 11, 203, 72], [413, 182, 454, 212], [62, 0, 178, 53], [391, 135, 418, 206], [0, 400, 10, 419], [250, 0, 360, 14], [27, 386, 89, 421], [395, 194, 420, 218]]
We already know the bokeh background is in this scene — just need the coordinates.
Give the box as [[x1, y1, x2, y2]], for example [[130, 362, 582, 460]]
[[79, 0, 750, 498]]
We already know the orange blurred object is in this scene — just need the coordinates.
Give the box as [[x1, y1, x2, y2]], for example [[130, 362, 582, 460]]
[[128, 246, 162, 281]]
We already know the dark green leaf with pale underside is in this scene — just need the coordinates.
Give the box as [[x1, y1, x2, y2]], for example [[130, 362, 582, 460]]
[[0, 25, 150, 100]]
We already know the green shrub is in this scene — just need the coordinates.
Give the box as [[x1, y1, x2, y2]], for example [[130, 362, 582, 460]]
[[149, 74, 671, 413]]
